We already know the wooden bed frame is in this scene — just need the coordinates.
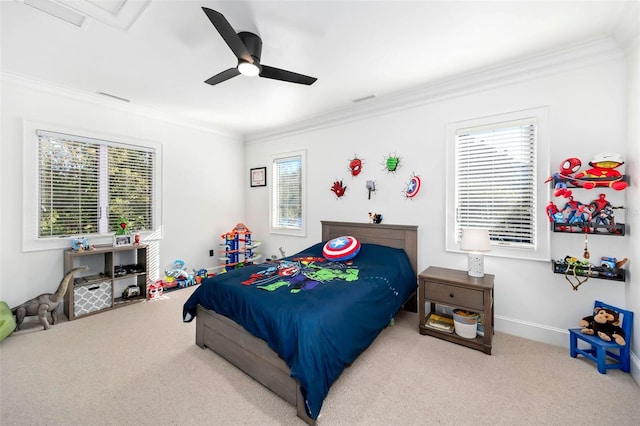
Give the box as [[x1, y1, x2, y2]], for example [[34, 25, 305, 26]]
[[195, 220, 418, 424]]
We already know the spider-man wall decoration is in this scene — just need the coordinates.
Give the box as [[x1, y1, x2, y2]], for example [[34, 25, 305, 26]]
[[348, 155, 363, 177]]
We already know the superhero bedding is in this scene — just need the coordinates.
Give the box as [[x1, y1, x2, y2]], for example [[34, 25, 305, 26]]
[[182, 241, 416, 420]]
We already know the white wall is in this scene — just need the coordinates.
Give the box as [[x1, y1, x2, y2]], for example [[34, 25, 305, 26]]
[[624, 37, 639, 383], [0, 77, 245, 307], [245, 40, 632, 354]]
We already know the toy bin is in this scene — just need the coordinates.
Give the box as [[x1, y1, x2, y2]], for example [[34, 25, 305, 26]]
[[452, 309, 478, 339], [73, 281, 112, 316]]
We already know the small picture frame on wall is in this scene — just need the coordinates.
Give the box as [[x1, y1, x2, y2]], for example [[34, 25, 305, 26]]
[[250, 167, 267, 187], [113, 234, 133, 247]]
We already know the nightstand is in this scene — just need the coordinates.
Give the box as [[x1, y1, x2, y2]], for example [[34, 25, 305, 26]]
[[418, 266, 494, 354]]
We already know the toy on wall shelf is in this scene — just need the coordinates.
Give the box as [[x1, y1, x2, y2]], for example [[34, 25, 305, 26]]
[[552, 255, 627, 283], [548, 153, 628, 192], [544, 157, 582, 198], [572, 152, 628, 190], [549, 193, 625, 235]]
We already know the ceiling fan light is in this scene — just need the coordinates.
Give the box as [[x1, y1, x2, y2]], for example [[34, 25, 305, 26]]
[[238, 61, 260, 77]]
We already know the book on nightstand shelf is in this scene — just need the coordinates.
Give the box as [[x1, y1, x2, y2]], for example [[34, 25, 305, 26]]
[[425, 312, 454, 333]]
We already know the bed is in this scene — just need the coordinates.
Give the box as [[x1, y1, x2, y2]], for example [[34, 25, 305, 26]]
[[183, 220, 418, 424]]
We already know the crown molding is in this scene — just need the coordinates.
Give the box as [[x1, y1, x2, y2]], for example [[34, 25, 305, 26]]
[[0, 71, 242, 141], [245, 37, 624, 144]]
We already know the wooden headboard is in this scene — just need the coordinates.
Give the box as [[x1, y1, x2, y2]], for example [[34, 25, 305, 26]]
[[321, 220, 418, 276]]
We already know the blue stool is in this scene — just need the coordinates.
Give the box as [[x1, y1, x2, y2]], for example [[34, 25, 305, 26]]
[[569, 300, 633, 374]]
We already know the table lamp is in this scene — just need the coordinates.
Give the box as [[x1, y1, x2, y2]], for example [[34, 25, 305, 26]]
[[460, 228, 491, 277]]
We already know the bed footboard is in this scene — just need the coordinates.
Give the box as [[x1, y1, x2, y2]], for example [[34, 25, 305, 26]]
[[196, 305, 315, 425]]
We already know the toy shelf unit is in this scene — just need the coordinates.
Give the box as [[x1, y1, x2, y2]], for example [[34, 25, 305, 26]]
[[64, 244, 148, 321], [219, 223, 261, 271], [551, 259, 626, 282]]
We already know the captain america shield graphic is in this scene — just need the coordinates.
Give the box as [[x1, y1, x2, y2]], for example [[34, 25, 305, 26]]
[[322, 236, 361, 261], [405, 175, 421, 198]]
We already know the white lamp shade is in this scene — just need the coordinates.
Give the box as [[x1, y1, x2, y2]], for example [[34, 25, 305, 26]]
[[459, 228, 491, 252]]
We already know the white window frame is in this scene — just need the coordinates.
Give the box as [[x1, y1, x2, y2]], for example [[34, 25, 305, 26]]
[[269, 149, 306, 237], [445, 107, 550, 262], [22, 120, 163, 252]]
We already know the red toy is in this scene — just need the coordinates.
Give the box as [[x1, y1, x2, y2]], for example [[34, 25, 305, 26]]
[[589, 193, 611, 214], [573, 152, 627, 190], [544, 157, 581, 198], [546, 201, 559, 222]]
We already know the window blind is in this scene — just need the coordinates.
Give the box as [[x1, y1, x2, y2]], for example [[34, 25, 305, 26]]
[[272, 155, 302, 230], [455, 119, 537, 249], [37, 130, 155, 238]]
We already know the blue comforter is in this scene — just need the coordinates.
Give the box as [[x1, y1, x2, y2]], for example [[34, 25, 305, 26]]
[[183, 242, 416, 419]]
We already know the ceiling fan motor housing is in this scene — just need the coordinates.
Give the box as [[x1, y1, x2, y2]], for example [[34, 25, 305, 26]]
[[238, 31, 263, 65]]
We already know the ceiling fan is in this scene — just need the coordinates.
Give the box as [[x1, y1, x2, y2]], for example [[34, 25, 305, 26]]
[[202, 7, 317, 86]]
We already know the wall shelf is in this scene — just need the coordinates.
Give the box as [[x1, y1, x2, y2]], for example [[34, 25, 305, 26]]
[[551, 260, 626, 282], [551, 221, 626, 235], [551, 175, 629, 189]]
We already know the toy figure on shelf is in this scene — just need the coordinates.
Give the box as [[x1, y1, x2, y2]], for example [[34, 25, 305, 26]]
[[71, 237, 90, 252], [587, 193, 624, 234], [589, 193, 612, 215], [572, 152, 628, 190], [544, 157, 582, 198], [546, 201, 559, 222], [563, 255, 592, 290], [561, 196, 583, 224], [115, 217, 131, 235]]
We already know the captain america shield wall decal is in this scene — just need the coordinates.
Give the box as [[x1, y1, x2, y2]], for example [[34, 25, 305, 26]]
[[404, 175, 421, 198], [322, 236, 361, 261]]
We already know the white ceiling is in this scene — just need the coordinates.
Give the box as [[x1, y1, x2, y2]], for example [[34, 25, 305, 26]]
[[1, 1, 638, 139]]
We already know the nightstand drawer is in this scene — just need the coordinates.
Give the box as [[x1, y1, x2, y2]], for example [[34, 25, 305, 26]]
[[425, 282, 484, 309]]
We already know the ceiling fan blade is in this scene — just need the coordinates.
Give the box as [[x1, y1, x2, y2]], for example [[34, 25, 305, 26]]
[[202, 7, 253, 64], [205, 68, 241, 86], [260, 65, 317, 85]]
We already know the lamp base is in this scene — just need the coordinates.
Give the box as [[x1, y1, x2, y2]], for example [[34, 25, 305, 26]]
[[467, 253, 484, 277]]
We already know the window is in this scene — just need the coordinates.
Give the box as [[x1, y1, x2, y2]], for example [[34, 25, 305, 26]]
[[23, 122, 161, 251], [446, 108, 550, 261], [270, 150, 306, 236]]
